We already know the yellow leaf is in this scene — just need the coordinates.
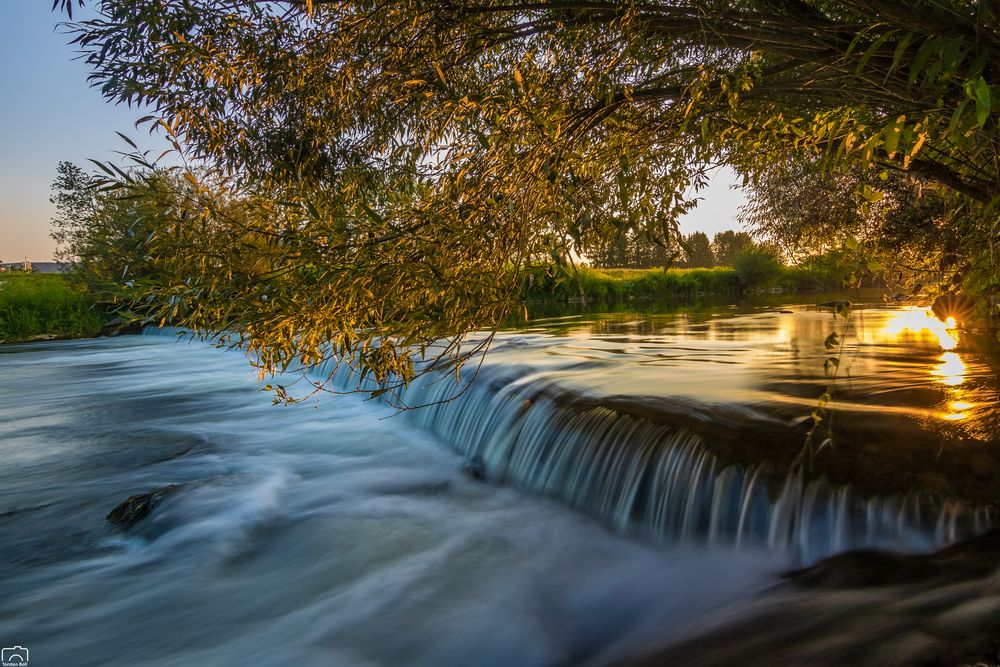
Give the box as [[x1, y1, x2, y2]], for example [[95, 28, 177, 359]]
[[433, 63, 447, 87]]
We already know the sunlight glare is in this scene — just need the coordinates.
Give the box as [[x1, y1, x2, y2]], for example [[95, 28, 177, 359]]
[[932, 351, 967, 387], [881, 307, 958, 350]]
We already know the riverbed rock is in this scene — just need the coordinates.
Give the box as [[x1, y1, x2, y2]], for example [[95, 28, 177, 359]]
[[931, 292, 976, 325], [99, 316, 143, 337], [784, 529, 1000, 589], [106, 485, 181, 529], [617, 532, 1000, 667]]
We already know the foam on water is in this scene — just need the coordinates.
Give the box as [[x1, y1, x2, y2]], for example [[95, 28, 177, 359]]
[[0, 335, 780, 667]]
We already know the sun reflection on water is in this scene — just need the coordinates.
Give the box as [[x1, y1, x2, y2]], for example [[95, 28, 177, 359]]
[[880, 307, 959, 350], [932, 352, 967, 387], [880, 307, 971, 421]]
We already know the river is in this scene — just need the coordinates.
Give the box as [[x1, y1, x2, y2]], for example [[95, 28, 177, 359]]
[[1, 298, 998, 666]]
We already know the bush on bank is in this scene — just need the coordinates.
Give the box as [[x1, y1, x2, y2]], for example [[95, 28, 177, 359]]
[[0, 273, 105, 342], [523, 261, 836, 302]]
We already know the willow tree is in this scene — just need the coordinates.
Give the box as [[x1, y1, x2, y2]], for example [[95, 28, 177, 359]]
[[739, 160, 951, 274], [54, 0, 999, 396]]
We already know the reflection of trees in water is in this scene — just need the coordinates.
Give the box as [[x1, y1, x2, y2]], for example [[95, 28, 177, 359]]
[[522, 306, 997, 438], [489, 303, 1000, 505]]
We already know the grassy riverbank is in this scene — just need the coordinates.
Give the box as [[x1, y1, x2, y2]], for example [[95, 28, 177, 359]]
[[523, 262, 836, 303], [0, 273, 104, 343]]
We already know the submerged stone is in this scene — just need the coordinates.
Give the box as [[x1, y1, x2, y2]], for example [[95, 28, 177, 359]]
[[106, 485, 181, 529], [785, 529, 1000, 589], [99, 316, 143, 337], [619, 532, 1000, 667]]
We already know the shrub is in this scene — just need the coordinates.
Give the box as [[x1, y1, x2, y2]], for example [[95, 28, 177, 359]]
[[0, 273, 104, 342], [732, 246, 784, 290]]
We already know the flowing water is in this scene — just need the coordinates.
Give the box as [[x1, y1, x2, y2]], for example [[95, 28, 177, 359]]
[[1, 298, 998, 666], [319, 300, 1000, 561]]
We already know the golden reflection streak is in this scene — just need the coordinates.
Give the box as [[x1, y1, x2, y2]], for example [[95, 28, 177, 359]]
[[932, 352, 967, 387], [879, 307, 969, 421], [879, 307, 958, 350], [943, 401, 975, 422]]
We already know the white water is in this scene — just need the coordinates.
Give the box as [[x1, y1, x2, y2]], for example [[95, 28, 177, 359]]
[[309, 333, 995, 564], [0, 336, 782, 667]]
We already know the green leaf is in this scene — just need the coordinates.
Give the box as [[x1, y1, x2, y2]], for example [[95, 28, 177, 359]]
[[358, 200, 384, 225], [890, 32, 914, 74], [968, 77, 991, 127], [859, 184, 884, 202], [823, 357, 840, 374], [883, 115, 905, 156], [855, 28, 896, 75], [908, 35, 942, 85]]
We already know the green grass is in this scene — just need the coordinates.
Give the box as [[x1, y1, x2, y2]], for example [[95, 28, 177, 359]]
[[523, 263, 836, 302], [0, 273, 105, 342]]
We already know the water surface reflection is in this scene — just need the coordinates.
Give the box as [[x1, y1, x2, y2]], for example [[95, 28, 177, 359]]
[[493, 299, 1000, 504]]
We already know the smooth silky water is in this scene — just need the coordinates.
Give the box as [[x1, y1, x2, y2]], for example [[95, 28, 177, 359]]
[[1, 298, 998, 666]]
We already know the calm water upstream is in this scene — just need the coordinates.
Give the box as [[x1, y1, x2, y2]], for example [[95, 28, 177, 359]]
[[1, 297, 998, 666]]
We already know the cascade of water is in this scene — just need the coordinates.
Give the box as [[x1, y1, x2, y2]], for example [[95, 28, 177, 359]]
[[144, 326, 996, 563]]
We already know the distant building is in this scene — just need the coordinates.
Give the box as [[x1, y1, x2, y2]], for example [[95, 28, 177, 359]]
[[0, 261, 66, 274], [29, 262, 66, 274]]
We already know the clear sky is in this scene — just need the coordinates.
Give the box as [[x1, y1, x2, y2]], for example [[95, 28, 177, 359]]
[[0, 1, 155, 262], [0, 1, 745, 262]]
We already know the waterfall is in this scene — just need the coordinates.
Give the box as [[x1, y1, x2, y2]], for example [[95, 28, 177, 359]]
[[145, 326, 997, 563]]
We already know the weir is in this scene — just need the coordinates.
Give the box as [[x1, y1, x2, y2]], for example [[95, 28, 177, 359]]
[[314, 355, 996, 564], [146, 327, 997, 564]]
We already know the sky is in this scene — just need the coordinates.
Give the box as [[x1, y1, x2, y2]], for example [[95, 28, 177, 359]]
[[0, 1, 745, 262], [0, 2, 160, 263]]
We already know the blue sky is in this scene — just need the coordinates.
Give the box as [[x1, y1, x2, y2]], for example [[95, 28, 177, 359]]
[[0, 1, 745, 261], [0, 2, 158, 262]]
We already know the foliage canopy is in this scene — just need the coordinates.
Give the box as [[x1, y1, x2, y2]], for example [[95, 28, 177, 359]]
[[54, 0, 1000, 396]]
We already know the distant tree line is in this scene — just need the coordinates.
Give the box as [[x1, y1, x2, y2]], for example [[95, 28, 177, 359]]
[[585, 229, 755, 269]]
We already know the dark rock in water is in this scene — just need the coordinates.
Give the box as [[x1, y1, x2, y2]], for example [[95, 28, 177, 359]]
[[106, 485, 181, 529], [931, 292, 976, 326], [785, 529, 1000, 589], [153, 443, 198, 463], [817, 299, 852, 309], [618, 532, 1000, 667], [99, 316, 143, 338], [462, 455, 486, 482]]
